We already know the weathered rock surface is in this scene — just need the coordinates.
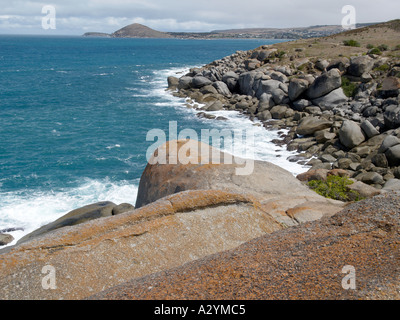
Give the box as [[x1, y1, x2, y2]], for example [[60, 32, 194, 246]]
[[288, 78, 309, 101], [296, 117, 332, 136], [135, 140, 342, 214], [348, 56, 375, 77], [0, 234, 14, 246], [0, 141, 344, 300], [312, 87, 347, 110], [339, 120, 366, 149], [306, 68, 342, 100], [89, 192, 400, 300]]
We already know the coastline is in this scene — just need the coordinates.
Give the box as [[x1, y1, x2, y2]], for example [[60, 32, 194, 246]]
[[1, 22, 399, 300], [166, 21, 400, 194]]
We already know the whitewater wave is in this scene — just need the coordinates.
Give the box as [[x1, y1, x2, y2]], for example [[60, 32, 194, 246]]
[[148, 66, 309, 177], [0, 178, 139, 247]]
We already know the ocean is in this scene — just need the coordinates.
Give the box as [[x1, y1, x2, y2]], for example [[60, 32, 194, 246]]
[[0, 35, 307, 246]]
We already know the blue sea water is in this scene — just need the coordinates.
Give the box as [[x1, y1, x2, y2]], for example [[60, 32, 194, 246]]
[[0, 35, 306, 245]]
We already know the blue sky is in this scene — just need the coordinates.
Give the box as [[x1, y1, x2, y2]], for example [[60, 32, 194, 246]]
[[0, 0, 399, 35]]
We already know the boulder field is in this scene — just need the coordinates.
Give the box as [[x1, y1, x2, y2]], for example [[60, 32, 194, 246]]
[[167, 23, 400, 192]]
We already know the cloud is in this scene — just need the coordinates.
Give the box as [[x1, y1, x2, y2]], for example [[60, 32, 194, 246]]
[[0, 0, 399, 35]]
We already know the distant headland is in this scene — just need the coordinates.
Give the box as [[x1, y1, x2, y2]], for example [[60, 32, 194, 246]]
[[83, 22, 379, 40]]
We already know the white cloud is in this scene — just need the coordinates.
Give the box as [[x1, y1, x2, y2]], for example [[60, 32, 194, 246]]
[[0, 0, 399, 35]]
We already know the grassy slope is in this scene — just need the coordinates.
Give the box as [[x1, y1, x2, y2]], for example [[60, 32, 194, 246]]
[[262, 19, 400, 63]]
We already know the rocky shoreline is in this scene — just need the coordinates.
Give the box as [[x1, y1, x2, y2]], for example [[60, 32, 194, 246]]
[[166, 29, 400, 195], [0, 21, 399, 300]]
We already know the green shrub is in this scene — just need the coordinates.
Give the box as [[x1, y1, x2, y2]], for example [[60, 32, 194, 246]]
[[378, 44, 389, 51], [366, 44, 374, 49], [394, 44, 400, 51], [276, 50, 286, 60], [374, 63, 390, 72], [307, 176, 363, 202], [369, 47, 382, 55], [343, 39, 361, 47], [341, 76, 358, 98]]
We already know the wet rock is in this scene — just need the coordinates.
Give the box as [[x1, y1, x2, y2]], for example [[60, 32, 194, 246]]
[[0, 234, 14, 246], [18, 201, 117, 245]]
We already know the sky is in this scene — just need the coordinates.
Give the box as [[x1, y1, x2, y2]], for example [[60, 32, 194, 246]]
[[0, 0, 399, 35]]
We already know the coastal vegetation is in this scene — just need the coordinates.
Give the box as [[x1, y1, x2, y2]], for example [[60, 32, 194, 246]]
[[307, 175, 363, 202]]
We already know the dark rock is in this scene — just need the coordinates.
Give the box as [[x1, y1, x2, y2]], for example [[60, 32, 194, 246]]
[[327, 57, 350, 72], [167, 76, 179, 90], [311, 88, 347, 110], [270, 105, 288, 119], [379, 77, 400, 98], [372, 153, 389, 168], [296, 117, 332, 136], [112, 203, 135, 216], [212, 81, 232, 97], [191, 76, 213, 89], [222, 71, 239, 92], [360, 120, 380, 139], [348, 56, 375, 77], [0, 234, 14, 246], [206, 101, 224, 111], [306, 68, 342, 100], [314, 130, 336, 144], [0, 227, 24, 234], [178, 76, 193, 90], [384, 105, 400, 129], [359, 172, 384, 185], [385, 144, 400, 166], [288, 78, 309, 101], [17, 201, 117, 244], [292, 99, 311, 111], [378, 135, 400, 153]]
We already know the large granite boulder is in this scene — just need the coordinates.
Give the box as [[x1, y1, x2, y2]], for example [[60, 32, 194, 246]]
[[288, 78, 309, 101], [384, 105, 400, 129], [347, 56, 375, 77], [191, 76, 213, 89], [306, 68, 342, 100], [0, 140, 344, 300], [222, 71, 239, 92], [135, 140, 342, 214], [311, 87, 348, 110], [339, 120, 366, 149]]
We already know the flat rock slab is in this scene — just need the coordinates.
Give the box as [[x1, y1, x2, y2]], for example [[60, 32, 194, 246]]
[[90, 192, 400, 300], [0, 190, 283, 300]]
